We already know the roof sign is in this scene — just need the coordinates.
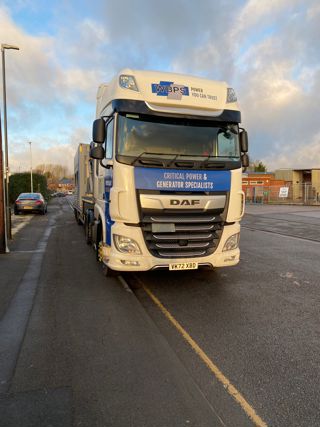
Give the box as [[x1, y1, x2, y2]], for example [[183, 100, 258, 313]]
[[151, 81, 190, 100]]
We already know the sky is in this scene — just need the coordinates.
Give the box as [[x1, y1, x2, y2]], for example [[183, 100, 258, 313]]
[[0, 0, 319, 174]]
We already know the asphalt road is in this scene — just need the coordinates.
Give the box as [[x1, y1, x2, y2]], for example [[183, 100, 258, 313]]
[[1, 200, 320, 426]]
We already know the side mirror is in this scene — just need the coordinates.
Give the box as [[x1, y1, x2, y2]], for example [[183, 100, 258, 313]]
[[90, 144, 105, 160], [100, 159, 113, 169], [241, 153, 249, 168], [240, 130, 248, 153], [92, 118, 105, 143]]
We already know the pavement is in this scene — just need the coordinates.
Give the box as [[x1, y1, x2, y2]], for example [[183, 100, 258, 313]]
[[245, 203, 320, 217], [130, 203, 320, 427], [243, 203, 320, 241], [0, 200, 224, 427], [1, 201, 320, 426]]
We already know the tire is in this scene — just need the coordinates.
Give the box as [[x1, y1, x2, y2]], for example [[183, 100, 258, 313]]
[[74, 209, 82, 225], [95, 228, 103, 261], [96, 225, 118, 277], [102, 263, 119, 277], [84, 215, 92, 245]]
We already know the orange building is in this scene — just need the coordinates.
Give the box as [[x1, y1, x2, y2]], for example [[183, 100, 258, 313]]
[[242, 172, 286, 203]]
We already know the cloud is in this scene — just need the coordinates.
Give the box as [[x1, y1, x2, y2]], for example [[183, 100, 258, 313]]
[[232, 0, 301, 40], [1, 0, 320, 175], [0, 6, 97, 173], [264, 133, 320, 169], [232, 1, 320, 169], [54, 18, 110, 72], [0, 8, 105, 106], [97, 0, 243, 76], [172, 39, 235, 83], [10, 127, 89, 174], [0, 8, 55, 105]]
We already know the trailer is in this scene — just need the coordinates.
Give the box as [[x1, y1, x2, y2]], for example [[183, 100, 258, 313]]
[[73, 144, 95, 240]]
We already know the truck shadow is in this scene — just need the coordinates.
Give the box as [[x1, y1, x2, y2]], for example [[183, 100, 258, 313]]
[[128, 267, 236, 296]]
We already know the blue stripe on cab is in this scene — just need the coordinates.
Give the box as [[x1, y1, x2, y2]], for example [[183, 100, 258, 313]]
[[134, 167, 230, 192]]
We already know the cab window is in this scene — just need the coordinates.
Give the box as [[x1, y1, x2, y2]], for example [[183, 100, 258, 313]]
[[105, 120, 114, 159]]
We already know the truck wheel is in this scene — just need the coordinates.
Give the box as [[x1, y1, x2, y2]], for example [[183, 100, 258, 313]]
[[96, 239, 104, 262], [84, 216, 92, 245], [85, 222, 92, 244], [96, 235, 118, 277], [74, 209, 82, 225], [102, 263, 119, 277]]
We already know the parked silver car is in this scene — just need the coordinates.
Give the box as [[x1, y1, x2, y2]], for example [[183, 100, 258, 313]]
[[14, 193, 47, 215]]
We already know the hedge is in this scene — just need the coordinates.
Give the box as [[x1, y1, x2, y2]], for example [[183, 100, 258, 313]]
[[8, 173, 49, 204]]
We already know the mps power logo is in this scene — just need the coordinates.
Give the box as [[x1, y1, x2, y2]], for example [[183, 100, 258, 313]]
[[151, 81, 190, 100]]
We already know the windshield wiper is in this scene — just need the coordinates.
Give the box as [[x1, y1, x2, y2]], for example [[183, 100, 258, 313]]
[[130, 152, 167, 167], [167, 153, 212, 165], [130, 151, 147, 166], [167, 154, 179, 167], [170, 154, 234, 167], [129, 152, 237, 168]]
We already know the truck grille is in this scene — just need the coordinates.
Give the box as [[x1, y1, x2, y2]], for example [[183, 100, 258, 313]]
[[141, 213, 223, 258]]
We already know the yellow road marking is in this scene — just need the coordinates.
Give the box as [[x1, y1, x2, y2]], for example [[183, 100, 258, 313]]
[[137, 278, 267, 427]]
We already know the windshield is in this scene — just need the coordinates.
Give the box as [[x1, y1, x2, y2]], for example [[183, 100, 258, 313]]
[[116, 114, 240, 164], [18, 193, 41, 200]]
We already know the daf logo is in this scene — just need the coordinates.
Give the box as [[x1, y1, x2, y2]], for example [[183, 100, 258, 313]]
[[170, 199, 200, 206]]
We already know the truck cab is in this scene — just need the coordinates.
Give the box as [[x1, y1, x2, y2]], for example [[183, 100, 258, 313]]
[[77, 69, 249, 274]]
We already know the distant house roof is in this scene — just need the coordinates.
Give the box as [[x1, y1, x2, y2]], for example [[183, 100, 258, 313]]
[[276, 168, 320, 171], [246, 171, 274, 174], [59, 178, 73, 184]]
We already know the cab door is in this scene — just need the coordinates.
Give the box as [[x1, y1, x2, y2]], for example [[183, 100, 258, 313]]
[[104, 119, 114, 245], [93, 118, 114, 245]]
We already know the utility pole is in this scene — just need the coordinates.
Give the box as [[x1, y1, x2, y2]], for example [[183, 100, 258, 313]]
[[2, 43, 19, 244], [29, 141, 33, 192], [0, 109, 8, 253]]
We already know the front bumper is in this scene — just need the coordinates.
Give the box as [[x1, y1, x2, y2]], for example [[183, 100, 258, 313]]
[[103, 222, 240, 271]]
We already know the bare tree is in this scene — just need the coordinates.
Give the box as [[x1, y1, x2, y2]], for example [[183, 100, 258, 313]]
[[34, 164, 71, 181]]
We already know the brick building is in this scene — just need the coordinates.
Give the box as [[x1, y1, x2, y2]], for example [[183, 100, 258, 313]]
[[243, 169, 320, 204]]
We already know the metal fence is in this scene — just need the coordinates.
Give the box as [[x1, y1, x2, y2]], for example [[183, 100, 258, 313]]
[[244, 183, 320, 205]]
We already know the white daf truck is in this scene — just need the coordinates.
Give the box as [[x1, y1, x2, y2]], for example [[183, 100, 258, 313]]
[[74, 69, 249, 275]]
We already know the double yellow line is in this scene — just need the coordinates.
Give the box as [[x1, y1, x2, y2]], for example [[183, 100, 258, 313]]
[[135, 277, 267, 427]]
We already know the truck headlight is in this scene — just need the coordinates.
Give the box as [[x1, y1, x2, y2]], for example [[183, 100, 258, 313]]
[[113, 234, 141, 254], [222, 233, 240, 252], [119, 75, 139, 91], [226, 87, 237, 103]]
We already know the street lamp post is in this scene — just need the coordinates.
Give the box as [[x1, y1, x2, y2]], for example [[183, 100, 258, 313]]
[[28, 141, 33, 192], [1, 43, 20, 246], [0, 106, 9, 252]]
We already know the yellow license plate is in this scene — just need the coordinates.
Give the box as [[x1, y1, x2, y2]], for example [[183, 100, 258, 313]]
[[169, 262, 198, 271], [23, 206, 33, 209]]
